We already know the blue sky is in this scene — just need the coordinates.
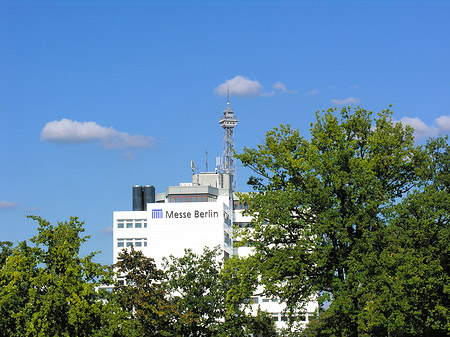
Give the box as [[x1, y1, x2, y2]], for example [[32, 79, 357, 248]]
[[1, 0, 449, 265]]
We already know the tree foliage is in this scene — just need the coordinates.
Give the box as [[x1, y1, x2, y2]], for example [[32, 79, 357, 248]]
[[162, 246, 228, 336], [0, 216, 115, 337], [113, 246, 176, 336], [235, 106, 449, 336], [162, 246, 277, 337]]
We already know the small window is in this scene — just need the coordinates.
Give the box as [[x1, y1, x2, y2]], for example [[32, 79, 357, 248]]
[[272, 313, 279, 322], [117, 239, 124, 247], [262, 298, 270, 302], [126, 221, 133, 228], [144, 222, 147, 228], [134, 239, 142, 247], [272, 298, 278, 302], [126, 239, 133, 247], [143, 240, 147, 247], [281, 315, 288, 322], [135, 221, 142, 228], [117, 221, 124, 228]]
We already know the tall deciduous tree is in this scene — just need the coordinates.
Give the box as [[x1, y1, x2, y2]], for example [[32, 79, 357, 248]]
[[0, 216, 116, 337], [113, 246, 176, 337], [162, 246, 277, 337], [235, 107, 429, 336], [162, 246, 227, 337], [356, 138, 450, 336]]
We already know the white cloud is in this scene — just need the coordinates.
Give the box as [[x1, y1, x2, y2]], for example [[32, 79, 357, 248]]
[[330, 96, 361, 105], [0, 201, 18, 210], [273, 81, 297, 94], [41, 119, 154, 149], [306, 88, 319, 96], [215, 75, 265, 96], [435, 116, 450, 132], [398, 115, 450, 140]]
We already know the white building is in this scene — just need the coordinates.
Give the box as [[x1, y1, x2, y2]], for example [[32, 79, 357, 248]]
[[113, 172, 234, 268], [112, 99, 318, 330], [113, 171, 318, 330]]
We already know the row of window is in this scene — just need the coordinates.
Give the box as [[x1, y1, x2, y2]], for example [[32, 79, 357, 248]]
[[117, 238, 148, 248], [247, 297, 279, 304], [167, 194, 217, 203], [271, 312, 317, 322], [117, 219, 148, 229], [235, 222, 251, 228], [233, 200, 249, 210]]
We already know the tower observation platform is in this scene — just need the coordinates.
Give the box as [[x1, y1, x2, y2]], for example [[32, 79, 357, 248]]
[[219, 93, 238, 191]]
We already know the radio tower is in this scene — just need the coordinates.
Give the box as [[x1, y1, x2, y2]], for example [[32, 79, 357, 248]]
[[219, 90, 239, 191]]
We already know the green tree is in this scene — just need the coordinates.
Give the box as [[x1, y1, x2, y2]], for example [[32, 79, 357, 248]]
[[221, 255, 277, 337], [113, 246, 176, 337], [235, 107, 429, 336], [162, 246, 277, 337], [0, 216, 116, 337], [162, 246, 227, 336], [356, 138, 450, 336], [0, 241, 13, 267]]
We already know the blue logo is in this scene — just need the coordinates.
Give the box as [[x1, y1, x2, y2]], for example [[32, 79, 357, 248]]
[[152, 209, 163, 219]]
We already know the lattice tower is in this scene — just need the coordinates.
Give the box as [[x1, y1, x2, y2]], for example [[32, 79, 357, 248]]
[[219, 93, 238, 191]]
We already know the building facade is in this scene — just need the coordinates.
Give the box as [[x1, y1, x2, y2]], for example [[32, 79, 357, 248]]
[[113, 172, 234, 268], [112, 99, 318, 330]]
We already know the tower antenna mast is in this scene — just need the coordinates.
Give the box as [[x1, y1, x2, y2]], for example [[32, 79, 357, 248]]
[[219, 89, 238, 191]]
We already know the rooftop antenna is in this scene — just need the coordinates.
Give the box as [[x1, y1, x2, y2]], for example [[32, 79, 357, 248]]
[[205, 150, 208, 172], [219, 88, 238, 191], [191, 160, 195, 176]]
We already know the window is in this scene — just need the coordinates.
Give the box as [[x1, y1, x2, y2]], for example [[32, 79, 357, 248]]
[[233, 200, 249, 210], [224, 233, 231, 246], [243, 297, 259, 304], [168, 194, 215, 203], [116, 219, 147, 229], [272, 298, 278, 302], [281, 314, 288, 322], [262, 298, 270, 302], [272, 313, 279, 322], [117, 238, 147, 248]]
